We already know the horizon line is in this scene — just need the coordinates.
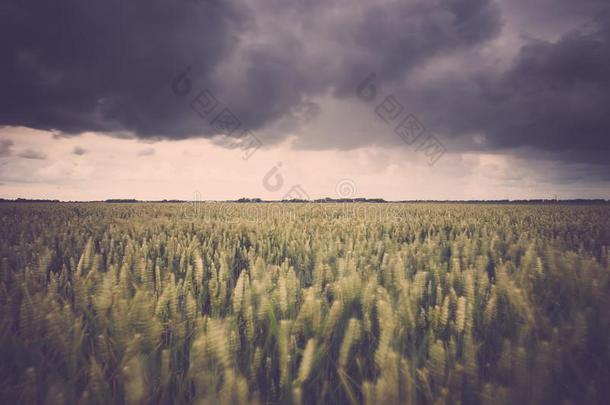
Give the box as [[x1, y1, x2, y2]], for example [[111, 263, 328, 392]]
[[1, 197, 609, 204]]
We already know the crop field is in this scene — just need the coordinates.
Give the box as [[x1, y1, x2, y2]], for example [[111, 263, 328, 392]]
[[0, 203, 609, 404]]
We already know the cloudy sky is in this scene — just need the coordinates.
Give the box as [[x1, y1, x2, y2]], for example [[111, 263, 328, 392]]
[[1, 0, 609, 200]]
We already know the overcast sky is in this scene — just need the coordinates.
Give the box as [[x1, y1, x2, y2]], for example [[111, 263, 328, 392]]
[[1, 0, 609, 200]]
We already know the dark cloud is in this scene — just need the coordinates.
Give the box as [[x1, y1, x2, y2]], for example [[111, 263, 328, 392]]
[[0, 0, 501, 140], [219, 0, 503, 133], [0, 140, 13, 157], [333, 0, 503, 94], [0, 0, 247, 138], [0, 0, 608, 170], [17, 149, 47, 160], [403, 9, 610, 164], [72, 146, 87, 156], [499, 0, 608, 38]]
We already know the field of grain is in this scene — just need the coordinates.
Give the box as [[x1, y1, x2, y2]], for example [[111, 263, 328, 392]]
[[0, 203, 609, 404]]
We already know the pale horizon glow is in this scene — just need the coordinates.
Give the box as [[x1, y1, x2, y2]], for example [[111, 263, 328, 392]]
[[1, 127, 608, 201]]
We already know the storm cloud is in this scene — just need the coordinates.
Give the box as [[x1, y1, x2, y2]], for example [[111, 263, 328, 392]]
[[402, 6, 610, 164], [1, 1, 500, 135], [0, 0, 609, 167]]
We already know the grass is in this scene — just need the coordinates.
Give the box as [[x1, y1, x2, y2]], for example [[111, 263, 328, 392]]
[[0, 202, 609, 404]]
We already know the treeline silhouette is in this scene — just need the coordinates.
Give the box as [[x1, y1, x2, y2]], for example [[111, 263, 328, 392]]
[[1, 197, 608, 204]]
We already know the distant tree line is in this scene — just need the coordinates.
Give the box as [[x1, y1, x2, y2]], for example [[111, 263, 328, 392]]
[[0, 197, 608, 204]]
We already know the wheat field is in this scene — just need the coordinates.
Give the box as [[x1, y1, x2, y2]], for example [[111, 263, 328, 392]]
[[0, 203, 609, 404]]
